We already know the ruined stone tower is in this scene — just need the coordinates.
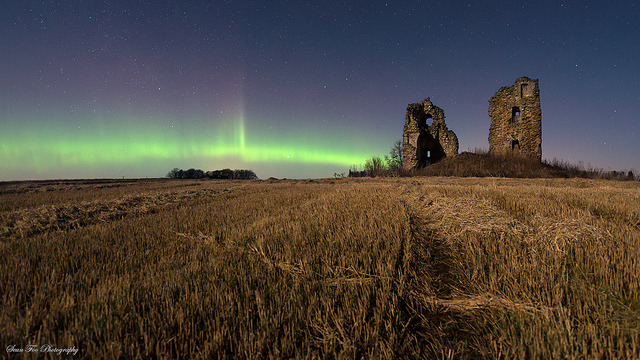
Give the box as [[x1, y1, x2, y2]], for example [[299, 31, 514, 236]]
[[488, 77, 542, 160], [403, 98, 458, 170]]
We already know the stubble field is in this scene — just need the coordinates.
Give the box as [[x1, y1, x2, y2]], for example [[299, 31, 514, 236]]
[[1, 177, 638, 359]]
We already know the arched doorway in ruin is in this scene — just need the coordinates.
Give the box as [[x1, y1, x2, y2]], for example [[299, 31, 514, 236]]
[[417, 132, 445, 167]]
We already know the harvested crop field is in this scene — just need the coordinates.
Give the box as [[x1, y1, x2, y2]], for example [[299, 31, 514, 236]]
[[1, 177, 639, 358]]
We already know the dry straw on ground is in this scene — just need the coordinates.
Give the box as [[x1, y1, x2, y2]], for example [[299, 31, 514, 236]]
[[0, 177, 638, 358]]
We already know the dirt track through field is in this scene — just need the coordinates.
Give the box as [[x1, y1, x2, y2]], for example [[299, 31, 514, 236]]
[[397, 187, 499, 356], [1, 178, 638, 358]]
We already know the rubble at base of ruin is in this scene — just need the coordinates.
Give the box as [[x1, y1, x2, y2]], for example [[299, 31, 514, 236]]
[[488, 77, 542, 160], [402, 98, 459, 171]]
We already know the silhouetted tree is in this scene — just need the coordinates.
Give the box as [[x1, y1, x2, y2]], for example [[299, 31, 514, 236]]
[[364, 156, 386, 177], [184, 168, 205, 179], [166, 168, 182, 179], [348, 165, 366, 177], [385, 140, 403, 176], [168, 167, 257, 180], [233, 169, 258, 180], [220, 168, 233, 179]]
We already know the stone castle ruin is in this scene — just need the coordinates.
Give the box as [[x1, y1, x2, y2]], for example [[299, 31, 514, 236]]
[[488, 77, 542, 160], [402, 76, 541, 171], [402, 98, 459, 170]]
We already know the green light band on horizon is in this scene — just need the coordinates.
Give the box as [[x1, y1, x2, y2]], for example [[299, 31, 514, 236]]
[[0, 114, 386, 176]]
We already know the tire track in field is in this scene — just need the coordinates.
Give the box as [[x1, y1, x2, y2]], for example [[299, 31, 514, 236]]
[[399, 187, 527, 358]]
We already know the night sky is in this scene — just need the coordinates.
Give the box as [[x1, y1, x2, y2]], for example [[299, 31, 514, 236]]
[[1, 1, 638, 180]]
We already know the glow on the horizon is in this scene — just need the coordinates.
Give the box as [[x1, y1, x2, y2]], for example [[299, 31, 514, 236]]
[[0, 114, 381, 178]]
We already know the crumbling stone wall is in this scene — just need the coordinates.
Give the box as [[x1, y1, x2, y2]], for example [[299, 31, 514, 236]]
[[403, 98, 458, 170], [488, 77, 542, 160]]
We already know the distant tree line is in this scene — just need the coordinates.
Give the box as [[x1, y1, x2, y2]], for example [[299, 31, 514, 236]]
[[166, 168, 258, 180]]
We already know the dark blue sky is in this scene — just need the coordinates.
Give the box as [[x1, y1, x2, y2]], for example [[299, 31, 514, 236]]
[[1, 1, 638, 179]]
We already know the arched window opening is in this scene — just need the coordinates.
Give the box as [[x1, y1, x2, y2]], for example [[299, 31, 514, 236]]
[[511, 107, 520, 123], [511, 139, 520, 150]]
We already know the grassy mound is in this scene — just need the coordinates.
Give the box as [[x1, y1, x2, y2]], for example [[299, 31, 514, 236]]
[[412, 151, 635, 179]]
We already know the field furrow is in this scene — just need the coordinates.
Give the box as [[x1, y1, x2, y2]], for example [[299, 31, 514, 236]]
[[0, 177, 638, 359]]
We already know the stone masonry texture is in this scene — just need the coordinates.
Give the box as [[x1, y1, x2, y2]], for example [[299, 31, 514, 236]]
[[402, 98, 458, 170], [488, 77, 542, 160]]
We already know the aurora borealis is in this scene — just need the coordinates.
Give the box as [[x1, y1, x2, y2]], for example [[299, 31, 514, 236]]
[[0, 109, 376, 179], [1, 1, 639, 180]]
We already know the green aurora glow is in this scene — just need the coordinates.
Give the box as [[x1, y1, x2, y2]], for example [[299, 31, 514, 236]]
[[0, 112, 387, 179]]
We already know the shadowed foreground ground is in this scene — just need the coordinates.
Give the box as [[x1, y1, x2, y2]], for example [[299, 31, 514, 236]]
[[1, 177, 638, 358]]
